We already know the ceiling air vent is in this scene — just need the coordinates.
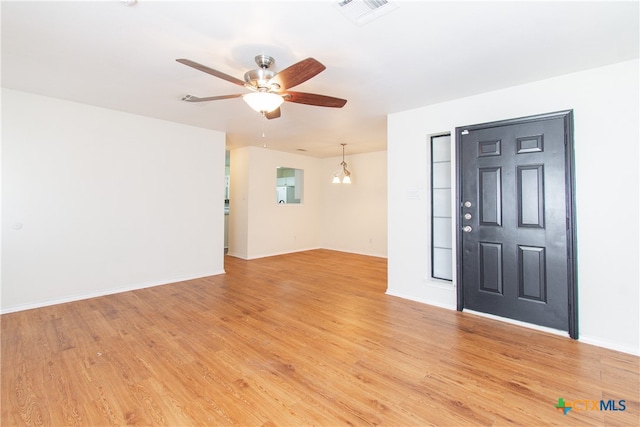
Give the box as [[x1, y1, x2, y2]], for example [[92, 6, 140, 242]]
[[335, 0, 398, 26]]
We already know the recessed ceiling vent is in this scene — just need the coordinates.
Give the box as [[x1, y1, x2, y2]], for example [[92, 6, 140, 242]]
[[335, 0, 398, 26]]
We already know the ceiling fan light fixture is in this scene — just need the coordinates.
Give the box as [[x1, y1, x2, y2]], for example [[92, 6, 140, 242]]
[[242, 92, 284, 113]]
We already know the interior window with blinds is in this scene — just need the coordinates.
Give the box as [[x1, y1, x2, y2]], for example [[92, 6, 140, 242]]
[[431, 134, 453, 281]]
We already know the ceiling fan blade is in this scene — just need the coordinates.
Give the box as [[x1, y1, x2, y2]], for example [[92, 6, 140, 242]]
[[269, 58, 326, 91], [265, 108, 281, 120], [181, 94, 243, 102], [176, 59, 245, 86], [284, 91, 347, 108]]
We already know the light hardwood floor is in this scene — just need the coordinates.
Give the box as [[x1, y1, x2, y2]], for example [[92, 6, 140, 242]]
[[2, 250, 638, 426]]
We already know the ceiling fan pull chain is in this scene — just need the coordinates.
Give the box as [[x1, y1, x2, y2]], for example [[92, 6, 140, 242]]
[[261, 113, 267, 139]]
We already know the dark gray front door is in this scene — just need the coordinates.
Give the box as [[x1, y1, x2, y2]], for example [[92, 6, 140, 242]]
[[456, 111, 577, 337]]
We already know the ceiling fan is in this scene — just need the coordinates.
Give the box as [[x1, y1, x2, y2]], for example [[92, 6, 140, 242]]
[[176, 55, 347, 119]]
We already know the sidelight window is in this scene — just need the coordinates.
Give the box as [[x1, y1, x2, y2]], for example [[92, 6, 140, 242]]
[[431, 134, 453, 281]]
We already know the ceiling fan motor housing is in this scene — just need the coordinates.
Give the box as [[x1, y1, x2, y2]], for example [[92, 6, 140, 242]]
[[244, 68, 276, 89], [244, 55, 279, 91]]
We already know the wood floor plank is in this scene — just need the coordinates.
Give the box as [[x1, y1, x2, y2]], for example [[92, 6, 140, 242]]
[[2, 249, 638, 426]]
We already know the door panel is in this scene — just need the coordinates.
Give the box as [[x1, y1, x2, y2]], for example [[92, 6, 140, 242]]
[[518, 245, 546, 301], [479, 242, 503, 294], [456, 112, 577, 335], [517, 165, 544, 227], [479, 167, 502, 226]]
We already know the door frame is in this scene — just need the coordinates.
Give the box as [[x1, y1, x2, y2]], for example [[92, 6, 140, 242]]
[[454, 110, 579, 339]]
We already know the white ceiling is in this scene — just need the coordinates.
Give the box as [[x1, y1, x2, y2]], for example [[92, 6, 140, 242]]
[[2, 0, 638, 158]]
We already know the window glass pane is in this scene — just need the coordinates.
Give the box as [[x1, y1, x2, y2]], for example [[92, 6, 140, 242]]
[[432, 162, 451, 189], [432, 135, 451, 162], [432, 217, 452, 249], [431, 134, 453, 281], [432, 188, 451, 217], [433, 248, 453, 281]]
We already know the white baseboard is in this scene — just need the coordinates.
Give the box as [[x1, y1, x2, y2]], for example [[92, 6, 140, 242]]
[[226, 247, 387, 261], [385, 290, 457, 310], [322, 246, 388, 259], [227, 247, 322, 261], [0, 269, 226, 314], [578, 335, 639, 356], [380, 296, 639, 356], [463, 311, 639, 355]]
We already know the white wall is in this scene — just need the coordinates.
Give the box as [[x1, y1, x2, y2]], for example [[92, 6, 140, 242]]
[[228, 146, 388, 260], [228, 147, 250, 258], [321, 150, 387, 257], [387, 60, 639, 355], [1, 89, 226, 313], [228, 146, 322, 259]]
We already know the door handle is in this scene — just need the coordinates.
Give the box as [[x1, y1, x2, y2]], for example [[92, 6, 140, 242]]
[[462, 225, 473, 233]]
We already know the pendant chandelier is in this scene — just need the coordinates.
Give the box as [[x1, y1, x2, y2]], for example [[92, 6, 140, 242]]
[[332, 143, 352, 184]]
